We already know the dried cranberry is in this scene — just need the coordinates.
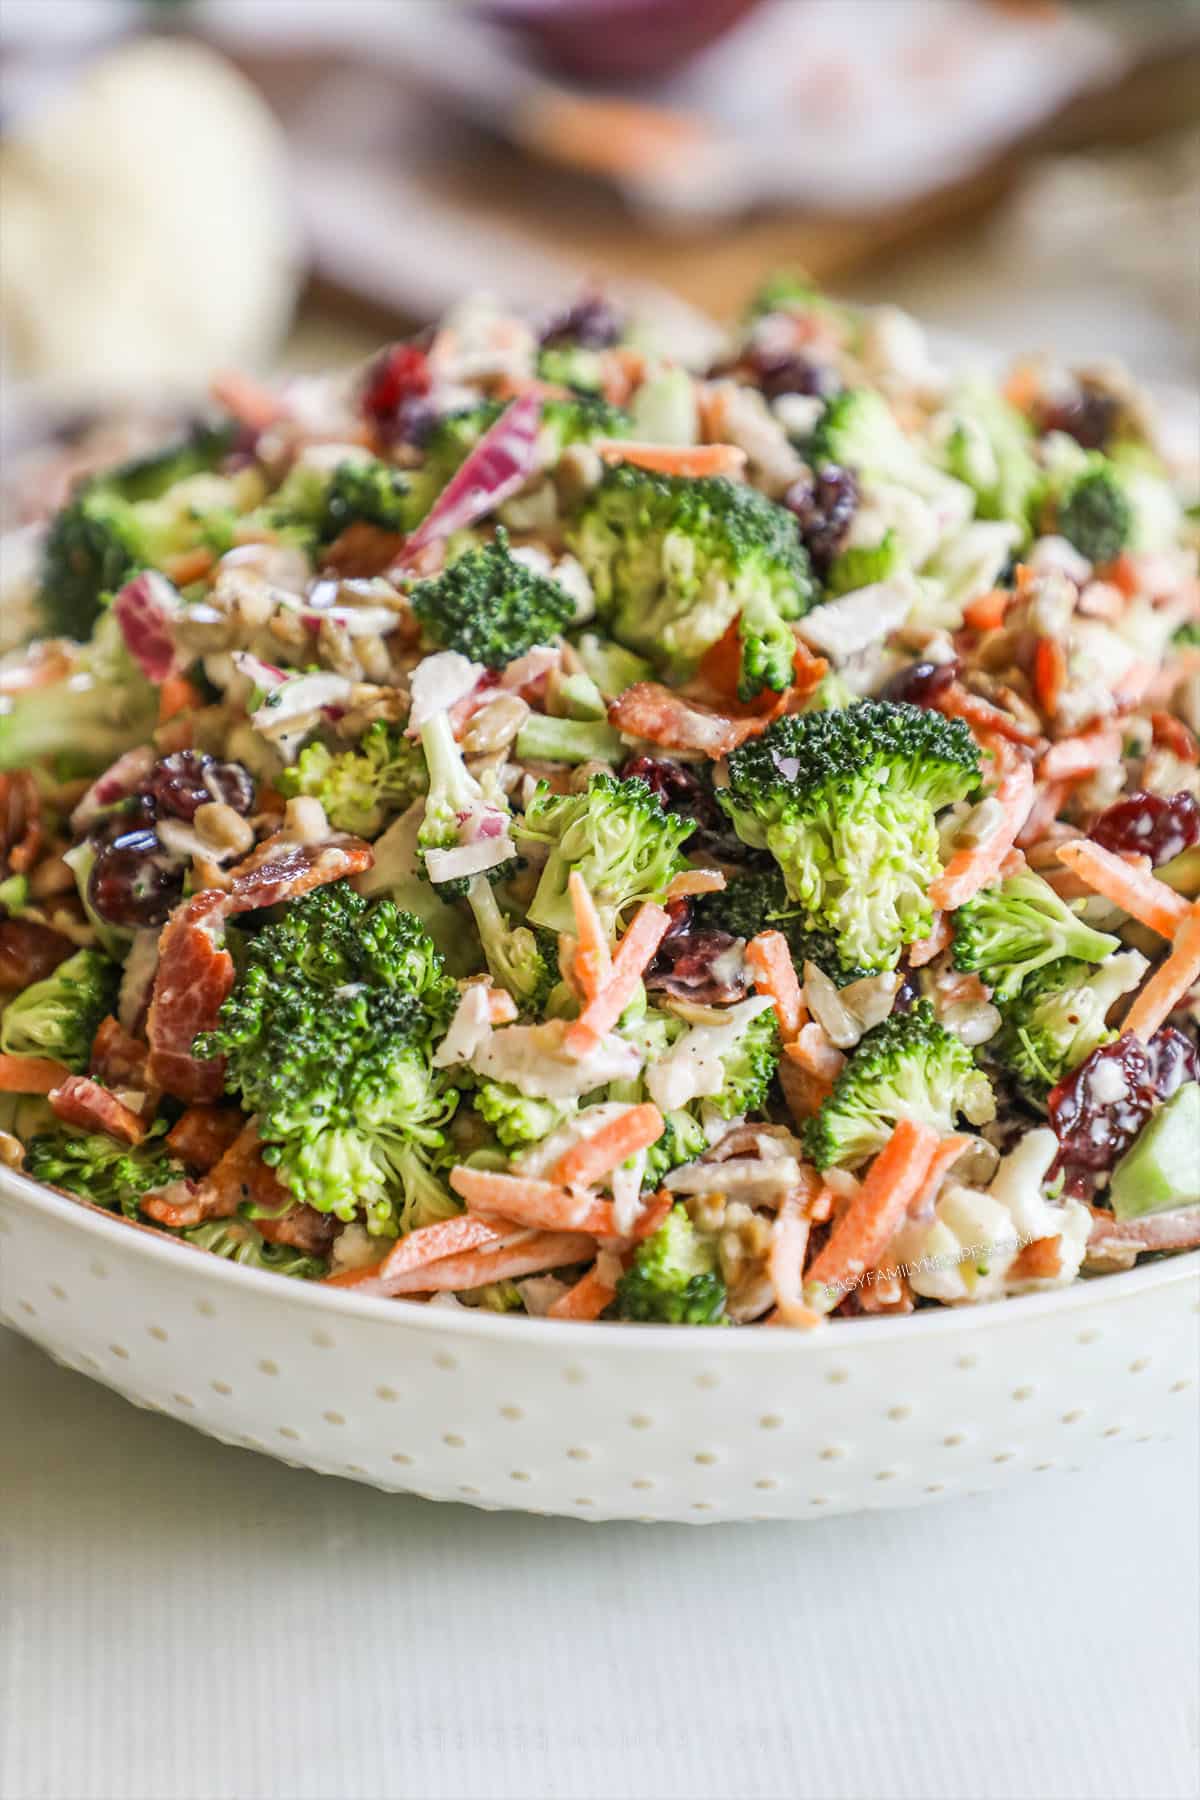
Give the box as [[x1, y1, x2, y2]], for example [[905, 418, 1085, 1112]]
[[621, 756, 723, 833], [1048, 1028, 1200, 1196], [88, 828, 184, 929], [140, 751, 254, 824], [881, 659, 961, 709], [647, 929, 748, 1005], [1089, 791, 1200, 868], [360, 344, 431, 428], [540, 295, 624, 351], [1034, 384, 1118, 453], [784, 466, 859, 574], [748, 349, 839, 403]]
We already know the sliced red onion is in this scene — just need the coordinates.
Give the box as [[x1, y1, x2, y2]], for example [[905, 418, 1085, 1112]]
[[499, 644, 562, 693], [113, 571, 184, 683], [423, 834, 515, 885], [70, 745, 157, 831], [404, 391, 542, 553]]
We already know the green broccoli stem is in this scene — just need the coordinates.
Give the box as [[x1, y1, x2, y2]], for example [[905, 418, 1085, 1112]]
[[515, 714, 624, 765]]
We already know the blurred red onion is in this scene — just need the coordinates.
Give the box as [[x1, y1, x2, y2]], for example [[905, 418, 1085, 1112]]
[[485, 0, 762, 81]]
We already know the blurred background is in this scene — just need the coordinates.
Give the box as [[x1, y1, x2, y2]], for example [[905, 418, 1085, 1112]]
[[1, 0, 1197, 444]]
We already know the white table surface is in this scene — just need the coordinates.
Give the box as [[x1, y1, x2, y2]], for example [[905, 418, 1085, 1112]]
[[1, 1322, 1196, 1800]]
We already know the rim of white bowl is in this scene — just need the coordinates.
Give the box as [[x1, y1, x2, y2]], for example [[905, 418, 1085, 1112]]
[[4, 1164, 1197, 1353]]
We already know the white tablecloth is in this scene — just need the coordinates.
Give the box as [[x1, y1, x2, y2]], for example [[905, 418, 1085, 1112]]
[[1, 1324, 1196, 1800]]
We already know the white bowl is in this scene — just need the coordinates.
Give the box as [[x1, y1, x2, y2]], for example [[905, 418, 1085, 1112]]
[[2, 1167, 1196, 1522]]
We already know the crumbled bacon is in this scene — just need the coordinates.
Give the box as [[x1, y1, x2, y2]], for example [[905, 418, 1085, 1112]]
[[145, 892, 235, 1102], [165, 1104, 246, 1173], [48, 1075, 145, 1145], [90, 1015, 151, 1090], [144, 1120, 284, 1228], [1086, 1206, 1200, 1254], [256, 1203, 338, 1255], [609, 682, 774, 758], [1, 770, 42, 875], [0, 918, 73, 992], [225, 832, 374, 914], [321, 522, 408, 579]]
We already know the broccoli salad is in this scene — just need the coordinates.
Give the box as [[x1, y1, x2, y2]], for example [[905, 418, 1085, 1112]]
[[2, 279, 1198, 1326]]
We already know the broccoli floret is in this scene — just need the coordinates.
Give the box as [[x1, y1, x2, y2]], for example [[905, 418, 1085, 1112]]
[[24, 1127, 184, 1218], [1055, 462, 1133, 566], [269, 452, 413, 549], [614, 1203, 726, 1324], [988, 951, 1146, 1098], [952, 869, 1120, 1003], [536, 345, 605, 393], [743, 269, 833, 323], [708, 1002, 781, 1119], [466, 876, 559, 1013], [0, 611, 158, 774], [719, 701, 980, 972], [198, 884, 460, 1233], [410, 527, 577, 668], [643, 1108, 710, 1186], [473, 1082, 579, 1151], [417, 710, 516, 896], [182, 1216, 328, 1280], [939, 383, 1043, 538], [0, 947, 120, 1071], [1173, 620, 1200, 649], [567, 464, 816, 695], [37, 422, 241, 639], [809, 388, 954, 503], [518, 771, 694, 938], [803, 1000, 995, 1170], [457, 1280, 525, 1312], [278, 721, 427, 837], [823, 529, 904, 597]]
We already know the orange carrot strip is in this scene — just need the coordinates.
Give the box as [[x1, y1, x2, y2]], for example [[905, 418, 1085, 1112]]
[[1033, 638, 1067, 716], [1055, 839, 1188, 938], [1040, 726, 1122, 783], [632, 1191, 674, 1241], [0, 1053, 71, 1094], [162, 547, 216, 587], [908, 911, 951, 968], [157, 675, 202, 726], [929, 755, 1035, 911], [784, 1022, 844, 1084], [1016, 779, 1069, 849], [381, 1231, 595, 1296], [211, 368, 284, 432], [664, 868, 726, 901], [379, 1212, 507, 1282], [567, 871, 611, 1002], [449, 1165, 616, 1234], [963, 589, 1011, 633], [565, 903, 672, 1057], [745, 930, 804, 1042], [548, 1262, 619, 1321], [549, 1104, 664, 1190], [934, 683, 1040, 747], [1122, 907, 1200, 1043], [594, 440, 747, 479], [322, 1259, 390, 1291], [912, 1133, 970, 1208], [803, 1119, 940, 1314], [1112, 660, 1154, 712]]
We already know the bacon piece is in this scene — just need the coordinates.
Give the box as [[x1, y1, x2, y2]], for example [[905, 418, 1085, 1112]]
[[1008, 1236, 1062, 1281], [49, 1075, 145, 1145], [90, 1014, 150, 1089], [933, 683, 1041, 748], [321, 522, 408, 579], [0, 918, 73, 992], [609, 682, 772, 758], [144, 1120, 282, 1228], [1, 770, 42, 875], [165, 1104, 246, 1172], [145, 892, 235, 1102], [225, 832, 374, 914], [256, 1203, 338, 1256], [1086, 1206, 1200, 1254]]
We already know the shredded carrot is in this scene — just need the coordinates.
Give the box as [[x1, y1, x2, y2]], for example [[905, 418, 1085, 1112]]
[[1122, 906, 1200, 1042], [664, 868, 726, 901], [1055, 839, 1188, 938], [1112, 660, 1155, 712], [157, 675, 202, 726], [1102, 552, 1142, 599], [567, 872, 611, 1002], [784, 1023, 845, 1084], [594, 440, 748, 480], [1039, 726, 1122, 783], [162, 547, 216, 587], [0, 1053, 71, 1094], [565, 903, 672, 1057], [912, 1133, 970, 1209], [1033, 638, 1067, 717], [211, 368, 284, 432], [1150, 711, 1199, 765], [908, 911, 951, 968], [1008, 1236, 1062, 1282], [549, 1104, 664, 1189], [1002, 361, 1040, 414], [1016, 779, 1069, 849], [929, 753, 1034, 911], [322, 1259, 389, 1291], [449, 1165, 617, 1235], [548, 1262, 619, 1321], [745, 931, 804, 1042], [382, 1231, 595, 1296], [963, 589, 1011, 633], [379, 1213, 507, 1282], [632, 1191, 674, 1241], [804, 1118, 941, 1314]]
